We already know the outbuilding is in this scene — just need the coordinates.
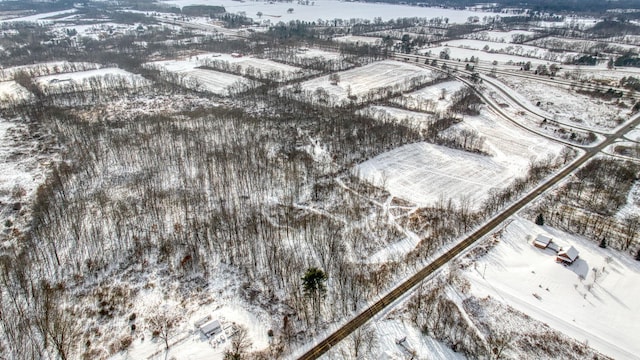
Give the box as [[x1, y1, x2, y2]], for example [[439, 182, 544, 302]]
[[533, 234, 553, 249], [200, 319, 222, 338]]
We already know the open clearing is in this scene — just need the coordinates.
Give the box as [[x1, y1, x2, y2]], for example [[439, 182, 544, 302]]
[[465, 216, 640, 360], [297, 60, 437, 105], [356, 110, 564, 210]]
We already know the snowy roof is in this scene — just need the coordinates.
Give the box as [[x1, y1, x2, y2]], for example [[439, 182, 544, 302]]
[[535, 234, 552, 245], [558, 246, 579, 261], [200, 319, 221, 336]]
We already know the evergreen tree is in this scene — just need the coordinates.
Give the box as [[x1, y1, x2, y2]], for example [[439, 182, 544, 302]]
[[302, 267, 327, 297], [535, 213, 544, 226], [599, 237, 607, 248], [302, 267, 327, 325]]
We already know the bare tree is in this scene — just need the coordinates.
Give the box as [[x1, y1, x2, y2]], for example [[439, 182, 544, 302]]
[[146, 303, 181, 350], [349, 323, 378, 359], [225, 325, 252, 360]]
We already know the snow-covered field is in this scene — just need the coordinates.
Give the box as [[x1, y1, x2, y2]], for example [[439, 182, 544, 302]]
[[145, 55, 256, 95], [293, 48, 342, 61], [463, 30, 537, 43], [160, 0, 510, 23], [528, 36, 640, 54], [297, 60, 438, 105], [35, 68, 151, 94], [420, 45, 556, 66], [0, 81, 33, 106], [0, 61, 101, 82], [464, 216, 640, 359], [440, 39, 578, 63], [0, 9, 77, 23], [332, 35, 382, 45], [356, 110, 564, 209]]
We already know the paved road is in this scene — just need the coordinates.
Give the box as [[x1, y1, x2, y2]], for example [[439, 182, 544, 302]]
[[297, 109, 640, 360], [394, 53, 640, 101]]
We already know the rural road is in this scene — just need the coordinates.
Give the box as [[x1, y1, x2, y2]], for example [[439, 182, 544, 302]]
[[296, 101, 640, 360]]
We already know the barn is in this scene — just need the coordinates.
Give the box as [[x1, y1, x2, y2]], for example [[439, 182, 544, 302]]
[[556, 246, 579, 265]]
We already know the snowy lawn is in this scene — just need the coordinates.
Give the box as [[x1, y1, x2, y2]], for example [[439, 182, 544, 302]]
[[297, 60, 437, 105], [464, 216, 640, 360], [356, 110, 563, 210]]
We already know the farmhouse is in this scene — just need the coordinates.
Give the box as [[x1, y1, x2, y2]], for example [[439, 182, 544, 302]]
[[199, 319, 222, 338], [556, 246, 579, 265]]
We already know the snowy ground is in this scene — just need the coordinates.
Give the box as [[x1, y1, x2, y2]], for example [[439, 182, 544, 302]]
[[0, 117, 53, 232], [356, 109, 564, 210], [160, 0, 510, 23], [297, 60, 437, 105], [464, 216, 640, 360], [111, 285, 270, 360], [0, 81, 33, 106]]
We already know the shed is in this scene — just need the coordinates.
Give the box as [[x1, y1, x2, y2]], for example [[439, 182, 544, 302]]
[[200, 319, 222, 338], [556, 246, 579, 265], [533, 234, 553, 249]]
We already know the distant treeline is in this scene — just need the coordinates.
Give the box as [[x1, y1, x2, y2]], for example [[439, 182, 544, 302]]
[[360, 0, 640, 13], [181, 5, 226, 17]]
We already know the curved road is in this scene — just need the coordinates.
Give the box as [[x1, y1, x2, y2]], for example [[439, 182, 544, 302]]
[[297, 111, 640, 360]]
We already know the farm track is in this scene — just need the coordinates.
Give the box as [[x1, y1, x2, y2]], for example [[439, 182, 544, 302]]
[[296, 95, 640, 360]]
